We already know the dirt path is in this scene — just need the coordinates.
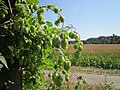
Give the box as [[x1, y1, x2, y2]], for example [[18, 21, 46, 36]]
[[70, 72, 120, 89], [44, 70, 120, 89]]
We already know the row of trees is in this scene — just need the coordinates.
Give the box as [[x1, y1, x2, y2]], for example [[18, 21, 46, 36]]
[[83, 34, 120, 44]]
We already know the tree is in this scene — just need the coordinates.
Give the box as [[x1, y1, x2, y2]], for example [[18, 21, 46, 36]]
[[84, 34, 120, 44], [0, 0, 83, 90]]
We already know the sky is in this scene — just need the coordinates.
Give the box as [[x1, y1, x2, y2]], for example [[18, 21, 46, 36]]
[[39, 0, 120, 40]]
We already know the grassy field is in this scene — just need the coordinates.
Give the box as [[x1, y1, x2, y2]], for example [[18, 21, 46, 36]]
[[69, 44, 120, 69]]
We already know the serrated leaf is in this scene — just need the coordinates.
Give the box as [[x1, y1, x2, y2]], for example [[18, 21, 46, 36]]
[[0, 56, 8, 69], [26, 0, 39, 4]]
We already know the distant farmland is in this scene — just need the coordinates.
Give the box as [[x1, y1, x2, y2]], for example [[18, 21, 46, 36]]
[[68, 44, 120, 53]]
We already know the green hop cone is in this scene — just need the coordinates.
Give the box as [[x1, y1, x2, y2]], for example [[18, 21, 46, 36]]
[[14, 21, 20, 30], [62, 70, 66, 75], [35, 45, 41, 51], [74, 43, 78, 49], [69, 32, 78, 39], [75, 38, 80, 43], [78, 45, 83, 51], [54, 19, 60, 26], [33, 4, 38, 10], [83, 79, 87, 84], [38, 29, 45, 36], [64, 61, 71, 71], [58, 56, 64, 65], [69, 32, 74, 39], [52, 72, 58, 82], [61, 39, 68, 49], [54, 74, 64, 87], [30, 25, 36, 33], [75, 51, 81, 59], [65, 74, 69, 81], [40, 20, 46, 24], [0, 12, 5, 19], [37, 8, 44, 15], [18, 18, 24, 26], [60, 32, 64, 39], [37, 13, 44, 24], [21, 26, 28, 33], [48, 73, 52, 78], [59, 15, 64, 22], [27, 39, 32, 48], [52, 37, 61, 48], [54, 8, 60, 13], [47, 4, 53, 9], [30, 4, 34, 12], [79, 41, 83, 46]]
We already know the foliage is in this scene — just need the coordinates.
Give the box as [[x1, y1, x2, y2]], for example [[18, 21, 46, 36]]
[[105, 82, 116, 90], [0, 54, 8, 69], [70, 50, 120, 69], [83, 34, 120, 44], [0, 0, 83, 89]]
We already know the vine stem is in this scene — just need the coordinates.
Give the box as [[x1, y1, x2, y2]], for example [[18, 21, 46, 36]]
[[7, 0, 13, 14], [7, 0, 13, 28], [1, 3, 8, 9], [62, 22, 64, 28], [26, 5, 46, 20]]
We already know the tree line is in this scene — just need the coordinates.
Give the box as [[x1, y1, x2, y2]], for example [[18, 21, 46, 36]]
[[82, 34, 120, 44]]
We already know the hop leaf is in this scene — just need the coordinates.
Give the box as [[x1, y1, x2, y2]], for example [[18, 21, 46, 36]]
[[0, 55, 8, 69], [26, 0, 39, 4]]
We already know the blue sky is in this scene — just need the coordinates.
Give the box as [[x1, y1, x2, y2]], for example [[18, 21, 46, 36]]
[[39, 0, 120, 40]]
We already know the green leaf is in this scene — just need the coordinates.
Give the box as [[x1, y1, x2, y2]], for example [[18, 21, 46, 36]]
[[64, 30, 69, 36], [8, 46, 14, 52], [48, 27, 57, 32], [0, 0, 3, 4], [26, 0, 39, 4], [42, 59, 54, 69], [0, 56, 8, 69], [42, 59, 53, 65], [46, 21, 53, 28], [0, 64, 3, 71]]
